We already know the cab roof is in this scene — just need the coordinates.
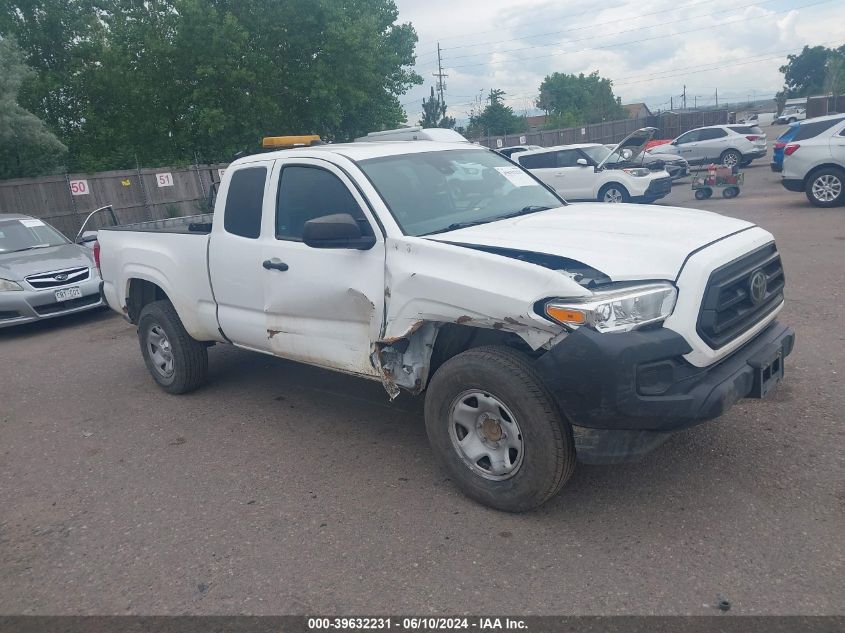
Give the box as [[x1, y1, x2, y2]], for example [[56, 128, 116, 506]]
[[231, 140, 490, 167]]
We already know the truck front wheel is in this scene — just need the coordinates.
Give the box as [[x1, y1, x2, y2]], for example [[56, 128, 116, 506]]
[[138, 300, 208, 394], [424, 346, 575, 512]]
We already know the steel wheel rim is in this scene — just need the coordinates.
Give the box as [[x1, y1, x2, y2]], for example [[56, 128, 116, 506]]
[[723, 152, 739, 167], [146, 324, 174, 378], [448, 389, 524, 481], [603, 188, 624, 203], [812, 175, 842, 202]]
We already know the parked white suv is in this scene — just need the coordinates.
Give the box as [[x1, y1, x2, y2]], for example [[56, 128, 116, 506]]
[[513, 128, 672, 203], [648, 125, 768, 168], [781, 113, 845, 207]]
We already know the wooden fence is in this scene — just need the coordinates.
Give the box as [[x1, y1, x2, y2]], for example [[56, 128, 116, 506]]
[[0, 163, 227, 238], [474, 110, 731, 149]]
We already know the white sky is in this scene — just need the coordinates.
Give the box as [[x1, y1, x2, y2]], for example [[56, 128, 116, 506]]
[[393, 0, 845, 124]]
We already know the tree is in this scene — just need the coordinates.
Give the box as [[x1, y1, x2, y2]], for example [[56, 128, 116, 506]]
[[779, 45, 845, 97], [0, 37, 67, 179], [1, 0, 422, 171], [419, 86, 455, 128], [466, 89, 525, 138], [536, 71, 626, 127]]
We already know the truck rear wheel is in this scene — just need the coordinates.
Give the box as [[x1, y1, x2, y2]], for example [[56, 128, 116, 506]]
[[138, 300, 208, 394], [424, 345, 575, 512]]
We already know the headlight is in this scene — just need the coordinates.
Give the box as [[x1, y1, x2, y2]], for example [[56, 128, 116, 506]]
[[544, 283, 677, 333], [622, 168, 652, 177], [0, 278, 23, 292]]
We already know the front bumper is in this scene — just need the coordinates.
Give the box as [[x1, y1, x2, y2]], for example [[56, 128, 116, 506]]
[[0, 276, 104, 328], [781, 178, 804, 192], [534, 321, 794, 464], [632, 176, 672, 202]]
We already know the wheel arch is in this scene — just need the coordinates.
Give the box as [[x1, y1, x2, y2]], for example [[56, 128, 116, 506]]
[[802, 163, 845, 187], [375, 321, 542, 397], [126, 277, 173, 324]]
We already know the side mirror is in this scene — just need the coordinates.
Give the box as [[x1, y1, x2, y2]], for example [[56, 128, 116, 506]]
[[302, 213, 376, 250], [671, 140, 679, 146], [576, 158, 589, 166]]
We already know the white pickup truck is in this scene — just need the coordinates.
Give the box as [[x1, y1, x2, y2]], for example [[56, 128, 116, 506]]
[[97, 136, 794, 512]]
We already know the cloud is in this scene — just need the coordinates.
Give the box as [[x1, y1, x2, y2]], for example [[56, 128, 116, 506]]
[[395, 0, 844, 122]]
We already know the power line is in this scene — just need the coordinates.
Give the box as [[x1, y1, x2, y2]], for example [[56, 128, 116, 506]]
[[435, 0, 786, 66], [423, 0, 753, 61], [441, 0, 831, 71]]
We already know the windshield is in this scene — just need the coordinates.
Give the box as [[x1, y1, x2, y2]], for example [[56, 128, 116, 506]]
[[0, 218, 68, 253], [358, 149, 564, 236]]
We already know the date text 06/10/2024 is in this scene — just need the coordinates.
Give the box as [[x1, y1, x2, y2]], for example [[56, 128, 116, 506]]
[[307, 618, 528, 630]]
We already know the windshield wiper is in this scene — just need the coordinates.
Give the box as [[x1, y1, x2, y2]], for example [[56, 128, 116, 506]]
[[422, 220, 493, 236], [422, 206, 555, 236], [493, 205, 554, 220], [8, 244, 52, 253]]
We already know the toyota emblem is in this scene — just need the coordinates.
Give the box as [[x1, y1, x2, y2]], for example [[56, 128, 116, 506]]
[[749, 270, 767, 306]]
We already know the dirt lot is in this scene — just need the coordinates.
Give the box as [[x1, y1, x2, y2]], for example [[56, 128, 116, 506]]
[[1, 156, 842, 615]]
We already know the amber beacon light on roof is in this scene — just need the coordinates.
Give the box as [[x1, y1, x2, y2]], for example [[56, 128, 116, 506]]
[[262, 135, 322, 149]]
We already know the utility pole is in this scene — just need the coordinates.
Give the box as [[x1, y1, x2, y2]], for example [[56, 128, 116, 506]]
[[694, 95, 698, 109], [433, 43, 448, 110], [682, 85, 687, 110], [715, 88, 718, 108], [670, 96, 673, 111]]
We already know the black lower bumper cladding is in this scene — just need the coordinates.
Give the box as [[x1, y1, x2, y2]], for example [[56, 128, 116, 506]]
[[534, 322, 795, 463]]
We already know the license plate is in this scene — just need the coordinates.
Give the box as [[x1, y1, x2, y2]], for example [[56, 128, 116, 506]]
[[55, 286, 82, 302], [750, 349, 784, 398]]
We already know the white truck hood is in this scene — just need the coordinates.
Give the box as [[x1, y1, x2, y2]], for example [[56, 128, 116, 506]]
[[424, 203, 754, 282]]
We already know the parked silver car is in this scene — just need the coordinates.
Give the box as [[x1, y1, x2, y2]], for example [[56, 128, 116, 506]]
[[781, 113, 845, 207], [648, 124, 768, 168], [0, 214, 103, 328]]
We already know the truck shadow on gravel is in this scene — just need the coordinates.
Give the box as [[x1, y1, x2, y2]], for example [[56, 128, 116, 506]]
[[204, 345, 772, 522]]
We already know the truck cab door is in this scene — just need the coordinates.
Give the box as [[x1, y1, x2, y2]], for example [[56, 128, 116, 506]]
[[258, 159, 385, 376], [208, 161, 275, 351]]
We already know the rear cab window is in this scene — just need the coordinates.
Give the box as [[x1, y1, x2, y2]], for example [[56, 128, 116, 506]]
[[223, 167, 268, 239]]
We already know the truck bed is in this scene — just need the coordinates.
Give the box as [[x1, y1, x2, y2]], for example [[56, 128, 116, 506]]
[[101, 213, 214, 234]]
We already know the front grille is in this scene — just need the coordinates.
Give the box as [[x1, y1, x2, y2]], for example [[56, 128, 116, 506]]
[[646, 177, 672, 195], [25, 266, 89, 289], [697, 243, 784, 349], [33, 294, 100, 316]]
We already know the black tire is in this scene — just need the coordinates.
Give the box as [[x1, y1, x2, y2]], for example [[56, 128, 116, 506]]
[[138, 300, 208, 394], [720, 149, 742, 168], [804, 167, 845, 208], [695, 189, 708, 200], [597, 183, 630, 204], [722, 186, 740, 199], [788, 117, 797, 124], [424, 345, 576, 512]]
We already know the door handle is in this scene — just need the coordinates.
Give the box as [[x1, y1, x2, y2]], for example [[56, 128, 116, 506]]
[[262, 259, 289, 271]]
